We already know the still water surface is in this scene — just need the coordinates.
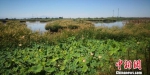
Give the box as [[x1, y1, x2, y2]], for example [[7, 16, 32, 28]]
[[94, 21, 124, 27], [26, 21, 47, 33], [26, 21, 125, 33]]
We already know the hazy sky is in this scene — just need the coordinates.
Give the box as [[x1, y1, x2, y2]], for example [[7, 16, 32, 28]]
[[0, 0, 150, 18]]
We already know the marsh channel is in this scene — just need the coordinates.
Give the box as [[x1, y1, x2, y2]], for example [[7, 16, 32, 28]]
[[26, 21, 125, 33]]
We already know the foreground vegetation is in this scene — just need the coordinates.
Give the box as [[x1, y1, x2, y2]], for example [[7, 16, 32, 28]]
[[0, 20, 150, 75]]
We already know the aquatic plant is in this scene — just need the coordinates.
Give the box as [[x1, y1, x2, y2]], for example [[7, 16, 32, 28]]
[[0, 36, 149, 74]]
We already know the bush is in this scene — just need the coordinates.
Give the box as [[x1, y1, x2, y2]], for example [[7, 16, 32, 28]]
[[0, 21, 32, 49], [68, 25, 79, 29], [45, 24, 63, 32]]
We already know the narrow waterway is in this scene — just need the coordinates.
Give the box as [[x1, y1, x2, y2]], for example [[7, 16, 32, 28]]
[[94, 21, 125, 28], [26, 21, 125, 33]]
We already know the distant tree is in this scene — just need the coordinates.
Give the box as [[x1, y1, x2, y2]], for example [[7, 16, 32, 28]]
[[5, 18, 8, 20], [59, 17, 63, 19], [95, 17, 98, 19], [45, 17, 48, 19], [88, 17, 91, 19]]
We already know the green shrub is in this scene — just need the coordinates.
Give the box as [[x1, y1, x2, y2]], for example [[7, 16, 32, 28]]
[[45, 24, 63, 32], [68, 25, 79, 29], [0, 21, 32, 49]]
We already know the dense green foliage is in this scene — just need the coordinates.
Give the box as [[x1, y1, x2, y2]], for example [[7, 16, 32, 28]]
[[0, 20, 150, 75], [1, 37, 149, 75], [45, 24, 63, 32]]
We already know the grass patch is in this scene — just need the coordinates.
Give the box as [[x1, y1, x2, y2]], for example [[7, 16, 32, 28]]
[[45, 19, 93, 32]]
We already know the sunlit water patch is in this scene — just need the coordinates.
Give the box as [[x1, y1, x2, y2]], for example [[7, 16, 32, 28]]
[[26, 21, 125, 33], [26, 21, 47, 33], [94, 21, 125, 28]]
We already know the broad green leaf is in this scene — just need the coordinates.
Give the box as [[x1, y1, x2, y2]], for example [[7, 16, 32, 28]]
[[51, 57, 59, 62], [60, 65, 65, 70], [73, 53, 80, 57], [55, 71, 65, 75], [42, 62, 46, 66], [44, 67, 55, 73], [46, 60, 51, 66], [12, 67, 18, 72], [90, 60, 97, 68], [82, 65, 88, 72], [29, 64, 43, 73], [5, 62, 11, 68]]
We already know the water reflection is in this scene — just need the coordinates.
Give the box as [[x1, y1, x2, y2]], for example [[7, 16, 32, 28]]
[[26, 21, 125, 33], [94, 21, 125, 28], [26, 21, 47, 33]]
